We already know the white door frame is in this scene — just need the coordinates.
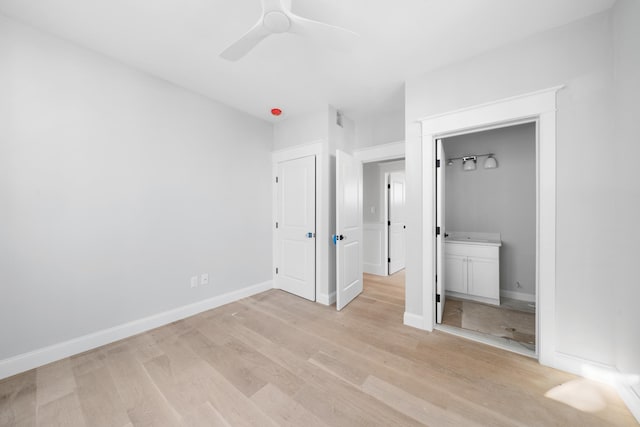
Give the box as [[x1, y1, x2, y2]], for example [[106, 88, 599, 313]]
[[383, 172, 390, 276], [420, 86, 562, 366], [272, 142, 325, 300]]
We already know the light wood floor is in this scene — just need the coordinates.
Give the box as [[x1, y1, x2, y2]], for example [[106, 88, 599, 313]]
[[1, 272, 636, 426]]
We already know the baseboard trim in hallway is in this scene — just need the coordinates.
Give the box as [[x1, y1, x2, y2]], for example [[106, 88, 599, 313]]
[[403, 312, 424, 329], [0, 280, 273, 380]]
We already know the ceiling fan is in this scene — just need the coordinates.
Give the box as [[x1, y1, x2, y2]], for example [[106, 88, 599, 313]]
[[220, 0, 358, 61]]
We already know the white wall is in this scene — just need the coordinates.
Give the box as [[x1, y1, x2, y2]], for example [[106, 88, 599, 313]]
[[355, 109, 405, 149], [363, 160, 406, 224], [444, 124, 535, 299], [612, 0, 640, 396], [272, 110, 328, 151], [405, 11, 618, 366], [0, 16, 273, 361], [363, 163, 381, 224]]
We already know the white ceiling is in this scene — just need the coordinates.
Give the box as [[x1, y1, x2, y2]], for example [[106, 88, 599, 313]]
[[0, 0, 615, 121]]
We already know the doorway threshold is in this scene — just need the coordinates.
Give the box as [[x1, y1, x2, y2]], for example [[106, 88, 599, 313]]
[[434, 324, 537, 359]]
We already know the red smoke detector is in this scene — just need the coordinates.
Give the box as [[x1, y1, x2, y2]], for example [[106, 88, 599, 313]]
[[271, 108, 282, 116]]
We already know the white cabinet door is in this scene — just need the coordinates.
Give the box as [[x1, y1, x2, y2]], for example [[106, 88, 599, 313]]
[[275, 156, 316, 301], [444, 254, 467, 294], [467, 256, 500, 300], [336, 150, 363, 311]]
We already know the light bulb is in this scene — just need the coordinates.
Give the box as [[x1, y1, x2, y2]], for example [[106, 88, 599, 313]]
[[484, 156, 498, 169]]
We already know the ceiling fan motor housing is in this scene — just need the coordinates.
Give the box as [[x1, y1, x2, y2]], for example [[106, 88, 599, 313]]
[[263, 11, 291, 33]]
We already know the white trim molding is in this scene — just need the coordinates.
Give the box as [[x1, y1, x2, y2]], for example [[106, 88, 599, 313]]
[[363, 223, 387, 276], [500, 290, 536, 303], [0, 280, 273, 380], [272, 141, 324, 163], [354, 140, 405, 163], [420, 86, 562, 368], [403, 312, 424, 329], [550, 352, 640, 423], [317, 291, 336, 306], [618, 384, 640, 423]]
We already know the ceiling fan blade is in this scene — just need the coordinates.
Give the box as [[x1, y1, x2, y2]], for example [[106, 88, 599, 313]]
[[288, 14, 358, 52], [220, 21, 271, 61]]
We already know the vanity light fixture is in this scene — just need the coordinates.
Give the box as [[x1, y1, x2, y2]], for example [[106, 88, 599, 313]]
[[447, 153, 498, 171], [462, 156, 477, 171], [484, 155, 498, 169]]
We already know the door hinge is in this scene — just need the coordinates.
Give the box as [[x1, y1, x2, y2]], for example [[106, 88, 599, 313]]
[[275, 176, 278, 183], [436, 226, 441, 236], [435, 274, 438, 283], [388, 257, 391, 263], [436, 294, 441, 303], [388, 220, 391, 226], [436, 159, 441, 168], [276, 267, 279, 275], [387, 183, 391, 189]]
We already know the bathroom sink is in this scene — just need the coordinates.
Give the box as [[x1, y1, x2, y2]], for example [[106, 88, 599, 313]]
[[445, 232, 502, 246]]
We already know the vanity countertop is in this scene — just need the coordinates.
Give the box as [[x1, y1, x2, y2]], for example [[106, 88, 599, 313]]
[[445, 231, 502, 247]]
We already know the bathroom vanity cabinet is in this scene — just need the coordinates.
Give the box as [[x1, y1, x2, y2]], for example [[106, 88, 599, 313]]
[[444, 234, 501, 305]]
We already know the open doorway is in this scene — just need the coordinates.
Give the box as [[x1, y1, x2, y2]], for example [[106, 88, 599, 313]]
[[436, 122, 537, 356], [362, 158, 406, 310]]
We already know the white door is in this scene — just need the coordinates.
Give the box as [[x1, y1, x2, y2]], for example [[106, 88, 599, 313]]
[[336, 150, 363, 311], [436, 139, 446, 323], [388, 172, 406, 274], [275, 156, 315, 301]]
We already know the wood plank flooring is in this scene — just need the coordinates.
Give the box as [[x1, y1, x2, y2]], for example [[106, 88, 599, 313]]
[[1, 271, 636, 426]]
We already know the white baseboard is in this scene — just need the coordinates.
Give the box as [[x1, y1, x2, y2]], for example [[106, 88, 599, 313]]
[[549, 351, 640, 424], [500, 289, 535, 303], [363, 263, 386, 276], [317, 291, 336, 306], [447, 290, 500, 306], [0, 280, 273, 380], [547, 351, 615, 377], [403, 312, 424, 330], [617, 383, 640, 423]]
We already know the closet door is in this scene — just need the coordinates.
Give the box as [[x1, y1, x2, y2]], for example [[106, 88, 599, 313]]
[[275, 156, 316, 301]]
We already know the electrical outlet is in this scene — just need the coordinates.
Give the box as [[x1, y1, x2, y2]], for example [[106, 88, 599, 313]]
[[190, 276, 198, 288], [200, 273, 209, 285]]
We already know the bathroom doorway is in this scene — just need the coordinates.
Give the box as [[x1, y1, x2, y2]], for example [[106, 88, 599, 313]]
[[436, 123, 537, 356]]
